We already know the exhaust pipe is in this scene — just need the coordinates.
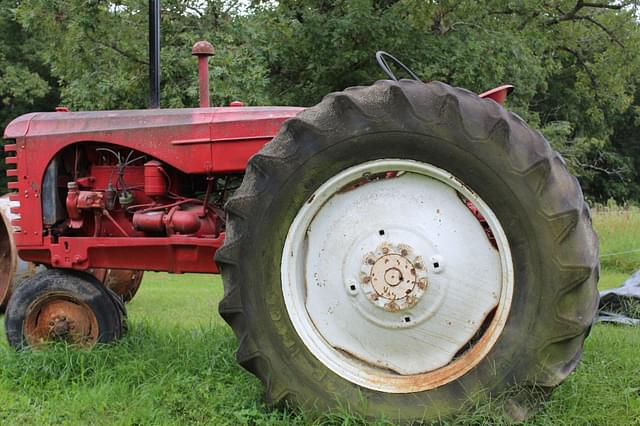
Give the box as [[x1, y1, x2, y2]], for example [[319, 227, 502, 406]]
[[192, 41, 214, 107]]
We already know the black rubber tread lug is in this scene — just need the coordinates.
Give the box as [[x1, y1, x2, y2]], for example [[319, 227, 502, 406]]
[[340, 80, 418, 124], [536, 334, 587, 386], [546, 209, 581, 245], [298, 92, 375, 136], [555, 267, 599, 329], [266, 378, 292, 406], [218, 285, 243, 314], [521, 158, 552, 196], [236, 335, 266, 376], [214, 238, 243, 267]]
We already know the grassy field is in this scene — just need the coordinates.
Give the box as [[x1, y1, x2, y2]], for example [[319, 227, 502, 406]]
[[0, 210, 638, 425]]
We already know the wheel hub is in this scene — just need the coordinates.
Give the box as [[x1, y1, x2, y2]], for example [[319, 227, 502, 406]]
[[49, 315, 71, 337], [361, 243, 427, 311], [24, 295, 98, 347]]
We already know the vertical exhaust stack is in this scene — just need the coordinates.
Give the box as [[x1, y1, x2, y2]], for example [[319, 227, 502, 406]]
[[192, 41, 215, 107], [149, 0, 161, 108]]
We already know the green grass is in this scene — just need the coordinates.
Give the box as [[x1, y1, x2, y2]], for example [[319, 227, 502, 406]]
[[0, 210, 637, 425], [592, 207, 640, 274]]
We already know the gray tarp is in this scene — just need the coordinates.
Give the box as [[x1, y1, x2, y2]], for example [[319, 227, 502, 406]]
[[597, 269, 640, 325]]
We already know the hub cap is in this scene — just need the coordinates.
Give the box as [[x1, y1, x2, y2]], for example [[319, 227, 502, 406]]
[[282, 159, 514, 393], [361, 242, 428, 312]]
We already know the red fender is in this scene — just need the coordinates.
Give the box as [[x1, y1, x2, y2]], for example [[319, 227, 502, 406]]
[[479, 85, 514, 105]]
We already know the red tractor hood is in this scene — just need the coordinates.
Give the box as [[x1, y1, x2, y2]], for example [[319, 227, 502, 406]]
[[3, 106, 303, 139], [3, 106, 304, 174]]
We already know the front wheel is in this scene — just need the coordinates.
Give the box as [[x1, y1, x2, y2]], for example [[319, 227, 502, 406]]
[[5, 269, 126, 349], [216, 80, 599, 422]]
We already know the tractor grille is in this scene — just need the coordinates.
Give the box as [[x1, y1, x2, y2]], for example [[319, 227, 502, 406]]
[[3, 140, 21, 232]]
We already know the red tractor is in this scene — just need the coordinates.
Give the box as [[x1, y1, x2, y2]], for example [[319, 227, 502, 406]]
[[2, 42, 598, 422]]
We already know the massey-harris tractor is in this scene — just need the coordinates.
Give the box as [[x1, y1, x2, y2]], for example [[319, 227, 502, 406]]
[[2, 44, 598, 422]]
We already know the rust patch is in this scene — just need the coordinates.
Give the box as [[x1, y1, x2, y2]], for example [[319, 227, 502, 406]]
[[337, 171, 400, 193], [358, 297, 509, 393], [23, 292, 99, 347], [88, 269, 143, 302]]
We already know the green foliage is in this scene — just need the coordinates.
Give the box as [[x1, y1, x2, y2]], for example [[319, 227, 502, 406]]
[[0, 2, 55, 127], [253, 0, 640, 202], [0, 0, 639, 202], [16, 0, 270, 110], [0, 1, 59, 190]]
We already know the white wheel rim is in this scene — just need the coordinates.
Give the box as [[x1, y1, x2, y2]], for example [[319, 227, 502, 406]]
[[282, 159, 514, 393]]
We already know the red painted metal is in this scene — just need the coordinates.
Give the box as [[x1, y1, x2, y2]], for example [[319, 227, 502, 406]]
[[3, 105, 301, 275], [479, 85, 514, 105], [192, 41, 215, 108], [143, 160, 167, 196], [133, 204, 217, 236]]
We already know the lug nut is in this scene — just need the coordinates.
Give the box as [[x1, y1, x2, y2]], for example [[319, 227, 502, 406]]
[[418, 278, 428, 290]]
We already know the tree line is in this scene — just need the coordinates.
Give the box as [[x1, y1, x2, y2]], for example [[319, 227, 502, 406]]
[[1, 0, 639, 203]]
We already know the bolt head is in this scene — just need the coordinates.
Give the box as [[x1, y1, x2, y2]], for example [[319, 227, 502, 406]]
[[418, 278, 428, 290]]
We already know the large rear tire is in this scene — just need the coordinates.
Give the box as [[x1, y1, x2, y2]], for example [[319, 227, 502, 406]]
[[216, 80, 599, 422]]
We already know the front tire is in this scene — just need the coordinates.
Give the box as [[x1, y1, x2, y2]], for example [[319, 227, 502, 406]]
[[216, 80, 599, 421]]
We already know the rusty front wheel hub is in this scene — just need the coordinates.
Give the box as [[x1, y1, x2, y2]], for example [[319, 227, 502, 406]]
[[23, 294, 99, 347]]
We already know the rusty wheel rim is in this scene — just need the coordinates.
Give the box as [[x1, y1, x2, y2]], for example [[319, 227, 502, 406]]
[[23, 292, 99, 347], [281, 159, 514, 393]]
